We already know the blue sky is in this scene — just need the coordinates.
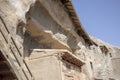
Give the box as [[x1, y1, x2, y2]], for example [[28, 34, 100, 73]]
[[72, 0, 120, 47]]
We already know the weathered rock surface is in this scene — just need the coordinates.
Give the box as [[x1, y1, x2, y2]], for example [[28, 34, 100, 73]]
[[0, 0, 120, 80]]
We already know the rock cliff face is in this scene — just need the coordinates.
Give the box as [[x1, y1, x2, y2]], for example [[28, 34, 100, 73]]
[[90, 36, 120, 80], [0, 0, 120, 80]]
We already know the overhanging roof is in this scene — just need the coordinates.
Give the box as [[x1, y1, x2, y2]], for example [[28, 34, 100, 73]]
[[60, 0, 93, 45]]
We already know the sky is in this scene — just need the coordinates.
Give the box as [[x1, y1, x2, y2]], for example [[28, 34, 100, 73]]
[[72, 0, 120, 47]]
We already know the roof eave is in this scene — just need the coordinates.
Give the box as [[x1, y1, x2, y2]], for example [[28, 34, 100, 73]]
[[60, 0, 93, 45]]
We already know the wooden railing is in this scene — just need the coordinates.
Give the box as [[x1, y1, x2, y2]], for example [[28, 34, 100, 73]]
[[0, 16, 34, 80]]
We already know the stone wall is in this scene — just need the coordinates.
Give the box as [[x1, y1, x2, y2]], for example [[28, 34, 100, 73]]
[[0, 0, 120, 80]]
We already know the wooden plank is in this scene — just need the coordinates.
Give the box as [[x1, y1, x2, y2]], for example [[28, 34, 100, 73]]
[[0, 43, 22, 80], [0, 19, 9, 43], [0, 33, 24, 80], [24, 59, 35, 80], [11, 37, 23, 56], [10, 39, 34, 80], [10, 47, 28, 80], [0, 16, 9, 33], [68, 9, 75, 13], [10, 41, 32, 80], [0, 16, 23, 56], [0, 14, 33, 80], [65, 5, 73, 9], [64, 2, 71, 5]]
